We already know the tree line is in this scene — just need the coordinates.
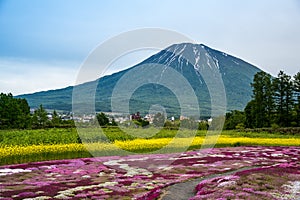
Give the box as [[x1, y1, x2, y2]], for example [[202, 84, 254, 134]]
[[0, 93, 73, 129], [225, 70, 300, 129]]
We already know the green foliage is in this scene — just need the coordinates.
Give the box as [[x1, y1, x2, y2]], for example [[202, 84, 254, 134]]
[[198, 121, 209, 130], [96, 112, 109, 126], [294, 72, 300, 126], [164, 120, 180, 130], [273, 71, 294, 127], [153, 113, 165, 127], [224, 110, 246, 130], [137, 119, 149, 127], [110, 117, 118, 126], [271, 123, 280, 130], [180, 119, 198, 130], [51, 110, 62, 127], [32, 104, 48, 128], [245, 70, 300, 128], [250, 71, 274, 128], [0, 93, 31, 129], [245, 100, 255, 128], [235, 123, 245, 130]]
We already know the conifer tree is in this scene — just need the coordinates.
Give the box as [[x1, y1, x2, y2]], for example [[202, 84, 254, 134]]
[[294, 72, 300, 126], [273, 71, 294, 127]]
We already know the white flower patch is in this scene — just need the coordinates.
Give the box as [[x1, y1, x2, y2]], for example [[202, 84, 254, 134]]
[[192, 164, 204, 167], [276, 159, 288, 163], [271, 181, 300, 200], [103, 159, 125, 166], [39, 166, 53, 170], [98, 172, 106, 176], [104, 159, 153, 177], [209, 154, 227, 158], [264, 148, 275, 151], [54, 181, 118, 198], [24, 196, 51, 200], [232, 163, 243, 166], [283, 181, 300, 196], [54, 193, 71, 199], [178, 156, 201, 160], [127, 157, 149, 162], [217, 180, 236, 188], [0, 168, 32, 176], [271, 153, 284, 157], [154, 157, 177, 161], [222, 168, 231, 171], [161, 166, 173, 171], [123, 165, 152, 177], [240, 150, 250, 153], [44, 173, 57, 177]]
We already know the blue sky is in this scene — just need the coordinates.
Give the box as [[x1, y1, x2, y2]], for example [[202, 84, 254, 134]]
[[1, 0, 300, 95]]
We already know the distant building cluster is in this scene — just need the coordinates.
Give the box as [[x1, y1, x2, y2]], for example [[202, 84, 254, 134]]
[[39, 109, 212, 125], [72, 114, 94, 123], [130, 112, 141, 120], [30, 108, 74, 121]]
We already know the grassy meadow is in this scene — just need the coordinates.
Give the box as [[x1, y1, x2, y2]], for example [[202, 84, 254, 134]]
[[1, 127, 300, 165]]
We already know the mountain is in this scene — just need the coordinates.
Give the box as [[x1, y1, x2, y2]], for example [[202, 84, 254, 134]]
[[17, 43, 261, 118]]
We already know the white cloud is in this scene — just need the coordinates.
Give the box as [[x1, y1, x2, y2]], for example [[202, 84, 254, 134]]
[[0, 58, 80, 95]]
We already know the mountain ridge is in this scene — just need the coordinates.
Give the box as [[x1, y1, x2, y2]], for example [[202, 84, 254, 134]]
[[17, 43, 261, 117]]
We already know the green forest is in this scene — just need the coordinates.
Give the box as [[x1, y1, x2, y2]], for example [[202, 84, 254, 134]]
[[225, 70, 300, 129], [0, 93, 74, 129]]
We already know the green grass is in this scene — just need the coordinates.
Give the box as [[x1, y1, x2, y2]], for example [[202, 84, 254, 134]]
[[1, 127, 299, 147], [221, 130, 300, 139], [0, 128, 80, 146]]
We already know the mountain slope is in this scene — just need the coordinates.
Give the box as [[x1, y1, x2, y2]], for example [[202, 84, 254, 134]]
[[18, 43, 261, 117]]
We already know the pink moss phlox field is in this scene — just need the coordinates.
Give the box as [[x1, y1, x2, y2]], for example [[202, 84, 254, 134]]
[[0, 146, 299, 199]]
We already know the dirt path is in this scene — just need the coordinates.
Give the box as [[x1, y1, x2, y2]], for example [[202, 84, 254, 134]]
[[159, 166, 257, 200]]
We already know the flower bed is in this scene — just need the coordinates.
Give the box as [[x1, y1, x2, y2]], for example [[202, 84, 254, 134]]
[[0, 146, 299, 199], [190, 166, 300, 200]]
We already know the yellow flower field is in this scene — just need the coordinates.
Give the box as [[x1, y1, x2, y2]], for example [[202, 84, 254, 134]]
[[1, 136, 300, 165]]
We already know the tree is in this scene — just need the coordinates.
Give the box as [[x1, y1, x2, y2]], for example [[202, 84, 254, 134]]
[[153, 113, 165, 127], [15, 98, 31, 129], [273, 71, 294, 127], [198, 121, 209, 130], [0, 93, 13, 128], [250, 71, 274, 128], [111, 117, 118, 126], [32, 105, 48, 128], [51, 110, 61, 127], [0, 93, 30, 129], [244, 100, 255, 128], [164, 119, 180, 130], [224, 110, 246, 130], [133, 119, 149, 128], [96, 112, 109, 126], [294, 72, 300, 126]]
